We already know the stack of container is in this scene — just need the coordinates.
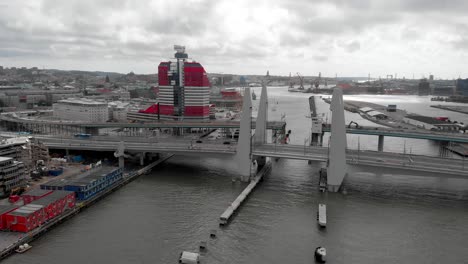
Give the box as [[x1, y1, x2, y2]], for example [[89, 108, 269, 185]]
[[22, 189, 53, 204], [32, 191, 75, 221], [0, 205, 18, 230], [5, 204, 45, 232], [40, 167, 123, 201], [3, 190, 75, 232], [63, 167, 123, 200]]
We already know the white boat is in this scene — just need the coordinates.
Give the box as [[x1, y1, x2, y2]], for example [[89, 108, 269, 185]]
[[179, 251, 200, 264], [318, 204, 327, 227], [15, 243, 32, 253]]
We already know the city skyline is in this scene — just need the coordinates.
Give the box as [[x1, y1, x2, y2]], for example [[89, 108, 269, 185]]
[[0, 0, 467, 79]]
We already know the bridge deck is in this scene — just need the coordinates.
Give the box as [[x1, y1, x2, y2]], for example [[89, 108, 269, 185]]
[[322, 126, 468, 143], [34, 134, 468, 178]]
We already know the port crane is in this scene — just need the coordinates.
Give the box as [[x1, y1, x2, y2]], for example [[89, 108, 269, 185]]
[[289, 72, 294, 89], [313, 72, 322, 93], [297, 72, 304, 90]]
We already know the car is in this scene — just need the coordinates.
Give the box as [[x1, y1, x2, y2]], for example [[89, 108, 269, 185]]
[[223, 141, 231, 145], [196, 140, 202, 143]]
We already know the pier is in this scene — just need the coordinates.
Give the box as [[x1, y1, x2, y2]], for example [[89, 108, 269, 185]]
[[0, 155, 173, 260], [219, 161, 272, 226]]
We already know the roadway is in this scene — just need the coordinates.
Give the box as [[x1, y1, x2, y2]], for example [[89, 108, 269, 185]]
[[322, 125, 468, 143], [253, 143, 468, 177], [34, 135, 468, 177], [42, 136, 236, 156], [0, 115, 286, 130]]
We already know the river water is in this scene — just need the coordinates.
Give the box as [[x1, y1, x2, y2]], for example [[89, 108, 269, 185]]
[[4, 88, 468, 263]]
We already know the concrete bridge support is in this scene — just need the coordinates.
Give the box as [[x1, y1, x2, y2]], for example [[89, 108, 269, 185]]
[[378, 135, 384, 151], [114, 141, 126, 169], [327, 88, 347, 192], [140, 152, 146, 166], [438, 141, 450, 157], [253, 84, 268, 168], [235, 87, 253, 182]]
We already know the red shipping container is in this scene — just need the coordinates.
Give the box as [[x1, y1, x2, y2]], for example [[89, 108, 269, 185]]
[[32, 191, 75, 221], [22, 189, 53, 205], [5, 204, 45, 232], [0, 205, 19, 230]]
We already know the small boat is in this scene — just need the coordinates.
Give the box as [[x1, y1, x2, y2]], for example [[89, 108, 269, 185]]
[[179, 251, 200, 264], [314, 246, 327, 263], [15, 243, 32, 253], [199, 241, 207, 250], [210, 229, 217, 238], [317, 204, 327, 227], [319, 168, 327, 192]]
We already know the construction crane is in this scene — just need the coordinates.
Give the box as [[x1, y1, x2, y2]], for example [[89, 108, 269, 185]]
[[297, 72, 304, 90], [314, 72, 321, 92], [289, 72, 294, 89]]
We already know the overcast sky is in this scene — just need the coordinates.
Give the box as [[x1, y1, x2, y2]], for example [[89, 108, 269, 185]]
[[0, 0, 467, 78]]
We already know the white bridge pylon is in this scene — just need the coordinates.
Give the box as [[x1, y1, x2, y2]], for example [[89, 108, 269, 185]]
[[236, 84, 269, 182], [327, 88, 347, 192], [235, 87, 253, 182]]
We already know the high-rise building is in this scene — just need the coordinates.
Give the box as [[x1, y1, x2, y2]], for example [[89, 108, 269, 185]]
[[157, 46, 211, 120], [456, 78, 468, 96], [418, 79, 430, 96]]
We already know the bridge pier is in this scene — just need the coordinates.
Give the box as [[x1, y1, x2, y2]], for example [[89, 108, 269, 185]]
[[378, 135, 384, 151], [438, 141, 450, 157], [119, 156, 125, 169], [140, 152, 146, 166], [115, 141, 126, 169]]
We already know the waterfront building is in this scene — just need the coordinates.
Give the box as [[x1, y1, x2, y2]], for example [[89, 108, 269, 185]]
[[53, 98, 109, 122], [0, 157, 26, 197], [418, 79, 430, 96], [108, 101, 129, 122], [456, 79, 468, 96], [155, 45, 211, 120]]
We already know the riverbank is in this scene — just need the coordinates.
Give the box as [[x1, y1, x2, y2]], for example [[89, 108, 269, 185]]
[[0, 155, 173, 260]]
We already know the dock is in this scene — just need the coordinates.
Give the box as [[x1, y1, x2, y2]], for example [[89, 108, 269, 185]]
[[431, 105, 468, 115], [0, 154, 173, 260], [219, 161, 272, 226]]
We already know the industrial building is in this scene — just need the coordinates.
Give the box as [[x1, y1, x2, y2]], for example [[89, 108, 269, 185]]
[[418, 79, 430, 96], [53, 98, 109, 122], [0, 157, 26, 197], [456, 79, 468, 96]]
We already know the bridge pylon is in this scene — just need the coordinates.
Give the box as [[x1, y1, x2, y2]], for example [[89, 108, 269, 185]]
[[253, 84, 268, 167], [327, 88, 347, 192], [236, 87, 253, 182]]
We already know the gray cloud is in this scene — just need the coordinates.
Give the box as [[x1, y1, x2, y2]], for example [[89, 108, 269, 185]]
[[340, 40, 361, 53], [0, 0, 466, 77]]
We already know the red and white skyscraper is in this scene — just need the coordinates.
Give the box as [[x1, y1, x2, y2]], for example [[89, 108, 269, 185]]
[[157, 45, 211, 120]]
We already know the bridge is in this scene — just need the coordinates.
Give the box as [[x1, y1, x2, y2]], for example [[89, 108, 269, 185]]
[[322, 125, 468, 143], [3, 85, 467, 191], [34, 136, 468, 178]]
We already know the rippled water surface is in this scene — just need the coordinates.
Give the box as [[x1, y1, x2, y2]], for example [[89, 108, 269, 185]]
[[4, 88, 468, 263]]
